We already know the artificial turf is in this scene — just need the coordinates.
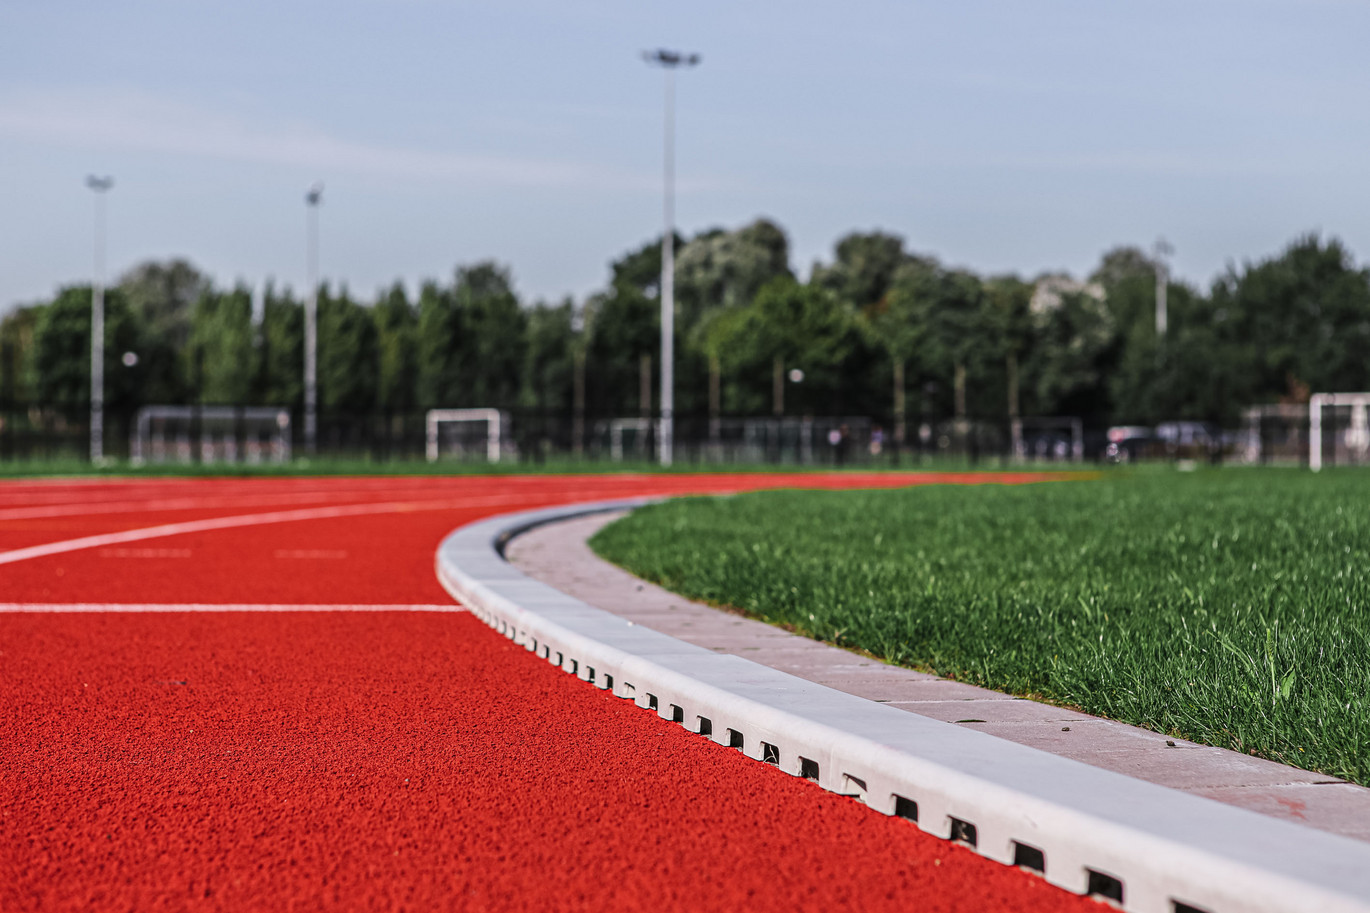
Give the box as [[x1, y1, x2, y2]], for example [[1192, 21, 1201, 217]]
[[590, 469, 1370, 785]]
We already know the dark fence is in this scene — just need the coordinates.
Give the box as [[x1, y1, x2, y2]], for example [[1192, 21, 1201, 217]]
[[0, 402, 1123, 467]]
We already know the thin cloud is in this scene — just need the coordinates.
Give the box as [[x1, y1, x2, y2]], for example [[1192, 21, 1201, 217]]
[[972, 148, 1360, 180], [0, 87, 666, 191]]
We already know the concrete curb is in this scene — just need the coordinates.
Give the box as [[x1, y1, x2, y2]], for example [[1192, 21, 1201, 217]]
[[436, 498, 1370, 913]]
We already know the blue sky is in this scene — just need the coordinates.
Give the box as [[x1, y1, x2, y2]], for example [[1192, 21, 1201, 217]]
[[2, 0, 1368, 312]]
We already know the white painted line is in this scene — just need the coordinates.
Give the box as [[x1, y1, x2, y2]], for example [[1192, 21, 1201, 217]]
[[0, 482, 547, 521], [0, 492, 358, 522], [436, 499, 1370, 913], [0, 603, 463, 613], [0, 492, 574, 567]]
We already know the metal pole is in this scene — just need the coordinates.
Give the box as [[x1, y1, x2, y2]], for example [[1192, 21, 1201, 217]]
[[644, 49, 699, 468], [86, 176, 113, 464], [1310, 393, 1324, 471], [1154, 238, 1173, 339], [304, 183, 322, 455], [660, 65, 676, 467]]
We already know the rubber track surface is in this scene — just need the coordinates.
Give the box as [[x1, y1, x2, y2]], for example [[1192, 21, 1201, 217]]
[[1, 474, 1096, 912]]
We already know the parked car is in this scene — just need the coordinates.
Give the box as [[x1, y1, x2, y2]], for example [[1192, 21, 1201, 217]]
[[1154, 421, 1220, 460], [1105, 422, 1221, 463], [1104, 426, 1154, 463]]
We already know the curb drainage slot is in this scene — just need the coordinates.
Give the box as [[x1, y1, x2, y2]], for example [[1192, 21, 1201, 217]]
[[1086, 870, 1124, 905], [646, 694, 659, 711], [586, 667, 595, 684], [603, 673, 613, 690], [893, 795, 918, 822], [949, 817, 977, 848], [1012, 842, 1045, 874], [799, 757, 820, 781], [727, 729, 745, 750], [761, 742, 780, 765], [1171, 903, 1212, 913], [621, 682, 635, 699], [669, 704, 684, 723], [842, 774, 868, 801], [697, 716, 713, 737], [568, 659, 578, 675]]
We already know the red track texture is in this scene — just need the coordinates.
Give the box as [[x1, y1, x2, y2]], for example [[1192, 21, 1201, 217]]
[[0, 473, 1098, 912]]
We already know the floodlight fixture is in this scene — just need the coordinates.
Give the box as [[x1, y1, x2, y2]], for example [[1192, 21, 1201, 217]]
[[643, 49, 702, 68]]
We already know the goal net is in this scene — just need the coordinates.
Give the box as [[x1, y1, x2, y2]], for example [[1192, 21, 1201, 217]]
[[1310, 393, 1370, 471], [594, 417, 653, 461], [1240, 403, 1307, 465], [131, 406, 291, 465], [425, 409, 508, 463], [1011, 416, 1083, 462]]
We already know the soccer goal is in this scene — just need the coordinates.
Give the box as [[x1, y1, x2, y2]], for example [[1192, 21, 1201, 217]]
[[131, 406, 292, 466], [604, 417, 652, 461], [425, 408, 507, 463], [1309, 393, 1370, 471], [1240, 403, 1307, 465], [1011, 416, 1084, 463]]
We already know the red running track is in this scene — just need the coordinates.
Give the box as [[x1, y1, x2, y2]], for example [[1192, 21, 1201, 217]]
[[0, 473, 1097, 912]]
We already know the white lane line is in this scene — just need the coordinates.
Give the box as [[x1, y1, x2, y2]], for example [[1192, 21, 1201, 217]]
[[0, 603, 464, 612], [98, 548, 193, 558], [0, 488, 548, 522], [273, 549, 348, 559], [0, 492, 583, 568], [0, 493, 361, 521]]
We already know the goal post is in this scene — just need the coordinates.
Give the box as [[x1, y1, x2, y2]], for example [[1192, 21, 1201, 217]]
[[1241, 403, 1307, 464], [1309, 393, 1370, 471], [1012, 416, 1084, 463], [131, 406, 291, 466], [425, 408, 506, 463], [607, 418, 652, 461]]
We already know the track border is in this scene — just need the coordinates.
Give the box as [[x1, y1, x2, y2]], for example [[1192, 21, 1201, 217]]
[[436, 498, 1370, 913]]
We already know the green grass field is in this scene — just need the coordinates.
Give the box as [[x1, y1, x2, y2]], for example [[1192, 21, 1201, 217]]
[[591, 469, 1370, 785]]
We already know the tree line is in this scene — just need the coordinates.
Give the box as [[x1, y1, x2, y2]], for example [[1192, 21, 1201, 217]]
[[2, 221, 1368, 435]]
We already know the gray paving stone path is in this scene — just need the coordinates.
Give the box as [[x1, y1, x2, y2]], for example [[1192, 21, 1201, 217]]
[[506, 510, 1370, 844]]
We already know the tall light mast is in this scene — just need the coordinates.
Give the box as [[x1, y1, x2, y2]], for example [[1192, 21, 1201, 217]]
[[304, 182, 323, 455], [1154, 237, 1173, 338], [86, 175, 114, 464], [643, 48, 700, 467]]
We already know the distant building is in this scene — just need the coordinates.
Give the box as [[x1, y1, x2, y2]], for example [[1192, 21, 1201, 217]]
[[1030, 275, 1105, 314]]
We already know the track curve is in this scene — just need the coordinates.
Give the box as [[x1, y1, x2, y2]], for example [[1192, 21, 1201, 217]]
[[0, 472, 1092, 912]]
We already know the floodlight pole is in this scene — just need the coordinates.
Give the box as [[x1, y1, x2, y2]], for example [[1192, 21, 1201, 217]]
[[1154, 237, 1173, 339], [86, 175, 113, 464], [304, 183, 323, 455], [644, 48, 700, 468]]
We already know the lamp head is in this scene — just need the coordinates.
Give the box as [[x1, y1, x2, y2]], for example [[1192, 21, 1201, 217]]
[[85, 175, 114, 192], [643, 49, 701, 68], [306, 182, 324, 206]]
